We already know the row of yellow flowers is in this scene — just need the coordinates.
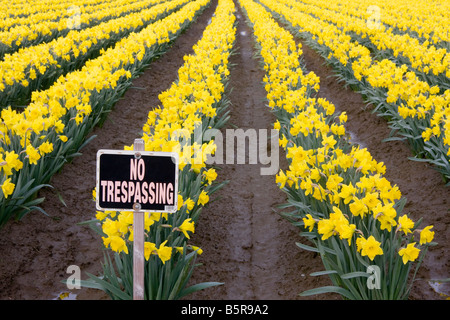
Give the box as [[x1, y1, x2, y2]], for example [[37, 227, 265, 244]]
[[83, 0, 237, 299], [1, 0, 132, 31], [0, 0, 210, 228], [0, 0, 167, 57], [0, 0, 177, 107], [336, 0, 450, 47], [1, 0, 117, 20], [307, 0, 450, 47], [239, 0, 435, 299], [262, 0, 450, 184]]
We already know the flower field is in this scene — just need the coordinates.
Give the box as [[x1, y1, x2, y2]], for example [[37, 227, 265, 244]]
[[0, 0, 448, 301]]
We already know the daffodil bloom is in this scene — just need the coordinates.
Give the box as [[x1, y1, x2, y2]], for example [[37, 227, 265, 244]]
[[184, 198, 195, 212], [302, 214, 316, 232], [398, 243, 420, 264], [325, 174, 343, 191], [204, 168, 218, 185], [190, 245, 203, 255], [103, 235, 128, 254], [359, 236, 383, 261], [2, 151, 23, 176], [177, 194, 184, 210], [373, 202, 398, 232], [397, 215, 415, 234], [1, 178, 15, 199], [178, 218, 195, 239], [102, 218, 120, 238], [144, 242, 157, 261], [174, 246, 185, 255], [276, 169, 288, 188], [339, 223, 356, 245], [197, 190, 209, 206], [157, 240, 172, 264], [38, 141, 53, 155], [349, 197, 368, 218], [95, 211, 108, 221], [338, 183, 356, 204], [419, 226, 435, 245], [317, 219, 335, 240]]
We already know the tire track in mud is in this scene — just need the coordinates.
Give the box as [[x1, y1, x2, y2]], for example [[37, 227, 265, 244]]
[[0, 0, 219, 300]]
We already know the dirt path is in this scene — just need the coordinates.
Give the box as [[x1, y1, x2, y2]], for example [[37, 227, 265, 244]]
[[187, 5, 338, 300]]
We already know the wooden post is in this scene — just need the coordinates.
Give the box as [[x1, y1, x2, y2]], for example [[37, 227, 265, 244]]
[[133, 139, 145, 300]]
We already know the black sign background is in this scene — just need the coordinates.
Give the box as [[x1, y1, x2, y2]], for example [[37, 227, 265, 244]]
[[96, 151, 178, 212]]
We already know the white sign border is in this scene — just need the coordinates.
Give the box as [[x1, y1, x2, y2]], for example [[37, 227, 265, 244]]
[[95, 149, 179, 213]]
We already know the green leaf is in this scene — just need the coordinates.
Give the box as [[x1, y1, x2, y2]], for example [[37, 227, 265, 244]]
[[85, 272, 131, 300], [300, 286, 355, 300], [340, 271, 370, 279], [310, 270, 339, 277], [178, 282, 224, 299], [296, 241, 319, 253]]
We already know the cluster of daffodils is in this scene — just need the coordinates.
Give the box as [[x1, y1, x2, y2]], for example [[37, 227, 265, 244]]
[[263, 0, 450, 184], [296, 0, 450, 46], [0, 0, 167, 57], [240, 0, 435, 299], [0, 0, 210, 228], [357, 0, 450, 46], [94, 0, 235, 274], [293, 0, 450, 83], [0, 0, 180, 107]]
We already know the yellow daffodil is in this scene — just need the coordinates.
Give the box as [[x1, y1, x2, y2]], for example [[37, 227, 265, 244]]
[[302, 214, 316, 232], [399, 243, 420, 264], [359, 235, 383, 261], [1, 178, 15, 199], [419, 226, 435, 245], [157, 240, 172, 264], [178, 218, 195, 239]]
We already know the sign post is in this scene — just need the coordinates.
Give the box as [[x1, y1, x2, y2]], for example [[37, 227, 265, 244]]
[[132, 139, 145, 300], [96, 138, 178, 300]]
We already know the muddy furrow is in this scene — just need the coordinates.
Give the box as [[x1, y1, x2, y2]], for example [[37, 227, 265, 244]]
[[187, 4, 337, 300]]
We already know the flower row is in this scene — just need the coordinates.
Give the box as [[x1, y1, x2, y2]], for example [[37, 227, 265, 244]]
[[1, 0, 130, 31], [239, 0, 435, 299], [85, 0, 237, 299], [0, 0, 178, 107], [0, 0, 210, 228], [302, 0, 450, 47], [262, 0, 450, 183], [0, 0, 167, 57], [290, 0, 450, 88], [1, 0, 116, 20]]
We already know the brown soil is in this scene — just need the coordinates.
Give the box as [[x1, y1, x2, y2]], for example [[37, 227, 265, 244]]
[[0, 0, 447, 301]]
